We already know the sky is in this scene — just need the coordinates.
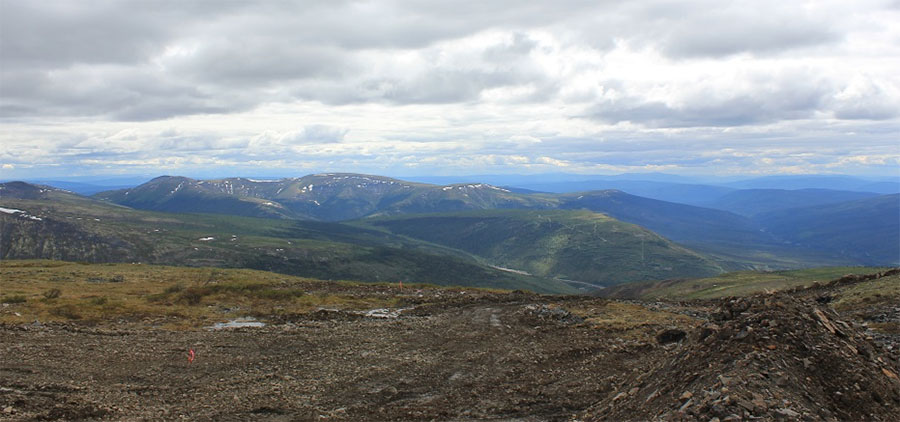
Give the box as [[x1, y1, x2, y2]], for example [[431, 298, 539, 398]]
[[1, 0, 899, 180]]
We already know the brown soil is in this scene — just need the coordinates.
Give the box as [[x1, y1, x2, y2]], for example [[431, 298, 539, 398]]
[[2, 277, 899, 421]]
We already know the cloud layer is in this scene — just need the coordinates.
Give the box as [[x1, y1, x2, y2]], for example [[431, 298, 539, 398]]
[[1, 0, 898, 178]]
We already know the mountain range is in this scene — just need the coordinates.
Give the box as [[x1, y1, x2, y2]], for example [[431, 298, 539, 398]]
[[2, 173, 897, 292]]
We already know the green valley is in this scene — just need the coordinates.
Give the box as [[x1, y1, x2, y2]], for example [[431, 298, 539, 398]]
[[358, 209, 724, 285]]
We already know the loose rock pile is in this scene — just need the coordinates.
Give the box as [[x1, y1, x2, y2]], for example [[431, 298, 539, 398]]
[[584, 293, 900, 421]]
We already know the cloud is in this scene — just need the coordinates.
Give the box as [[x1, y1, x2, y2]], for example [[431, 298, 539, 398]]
[[830, 76, 900, 120], [246, 126, 349, 154], [647, 1, 840, 58], [583, 66, 835, 127], [0, 0, 898, 178]]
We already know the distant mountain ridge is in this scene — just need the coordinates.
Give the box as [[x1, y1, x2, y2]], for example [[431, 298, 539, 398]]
[[95, 174, 553, 221], [723, 175, 900, 194], [89, 173, 900, 268], [702, 188, 881, 217]]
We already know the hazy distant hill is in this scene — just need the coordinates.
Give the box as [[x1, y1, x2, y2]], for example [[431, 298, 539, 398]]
[[704, 188, 881, 217], [724, 175, 900, 194], [755, 194, 900, 265], [361, 209, 723, 285], [557, 190, 776, 249], [513, 179, 735, 205]]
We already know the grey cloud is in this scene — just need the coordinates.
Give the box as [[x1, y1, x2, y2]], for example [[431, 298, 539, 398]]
[[292, 125, 348, 144], [0, 2, 165, 67], [112, 99, 252, 122], [0, 0, 895, 128], [586, 72, 831, 128], [1, 1, 562, 119], [166, 40, 356, 86], [376, 70, 524, 104], [243, 125, 349, 158], [0, 65, 257, 121], [587, 97, 812, 128], [833, 103, 899, 121], [288, 36, 548, 105], [483, 33, 538, 62], [655, 4, 839, 58], [573, 1, 842, 58]]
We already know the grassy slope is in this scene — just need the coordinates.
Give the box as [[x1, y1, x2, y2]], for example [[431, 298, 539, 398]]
[[600, 266, 892, 300], [0, 197, 577, 294], [832, 272, 900, 309], [0, 260, 510, 327], [357, 209, 724, 286]]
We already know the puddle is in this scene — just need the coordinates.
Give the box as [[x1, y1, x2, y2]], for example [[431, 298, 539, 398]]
[[208, 317, 266, 330]]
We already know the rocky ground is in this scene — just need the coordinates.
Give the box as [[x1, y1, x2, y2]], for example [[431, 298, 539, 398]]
[[1, 273, 899, 421]]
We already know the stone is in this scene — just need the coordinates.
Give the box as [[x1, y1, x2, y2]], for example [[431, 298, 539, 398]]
[[775, 408, 800, 418], [657, 329, 687, 344]]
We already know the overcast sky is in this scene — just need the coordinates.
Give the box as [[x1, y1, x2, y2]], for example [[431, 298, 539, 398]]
[[1, 0, 899, 179]]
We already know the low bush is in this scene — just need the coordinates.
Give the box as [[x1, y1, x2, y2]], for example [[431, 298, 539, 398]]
[[49, 304, 81, 319], [2, 295, 27, 304]]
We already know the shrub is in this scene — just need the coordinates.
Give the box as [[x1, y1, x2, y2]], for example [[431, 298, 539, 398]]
[[87, 275, 126, 283], [49, 304, 81, 319], [253, 288, 305, 300], [2, 295, 27, 304], [177, 286, 211, 305], [164, 284, 185, 294]]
